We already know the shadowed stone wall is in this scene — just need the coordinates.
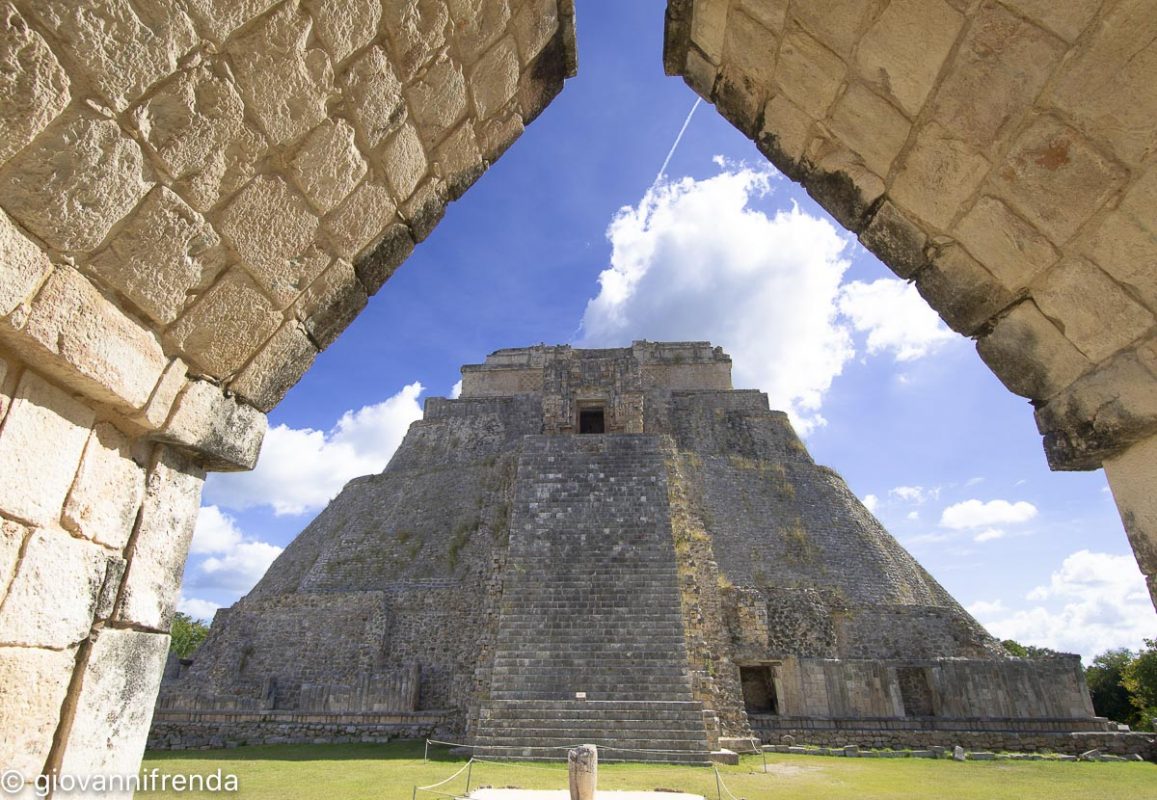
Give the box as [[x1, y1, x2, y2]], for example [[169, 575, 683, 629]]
[[664, 0, 1157, 608], [0, 0, 575, 789]]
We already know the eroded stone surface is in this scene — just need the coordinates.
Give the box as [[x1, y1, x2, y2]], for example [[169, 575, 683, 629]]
[[59, 629, 169, 777], [977, 301, 1091, 399], [115, 447, 204, 631], [0, 527, 109, 648], [0, 112, 151, 252], [340, 46, 406, 148], [0, 645, 77, 777], [289, 119, 367, 214], [379, 123, 428, 200], [0, 3, 70, 164], [0, 208, 51, 317], [0, 371, 93, 527], [406, 55, 468, 141], [231, 321, 318, 412], [302, 0, 381, 64], [62, 423, 146, 551], [323, 181, 399, 260], [0, 519, 25, 608], [89, 187, 224, 326], [292, 257, 367, 349], [158, 380, 266, 471]]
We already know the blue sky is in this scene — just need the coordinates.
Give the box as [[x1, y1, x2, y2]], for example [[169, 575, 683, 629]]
[[181, 2, 1155, 661]]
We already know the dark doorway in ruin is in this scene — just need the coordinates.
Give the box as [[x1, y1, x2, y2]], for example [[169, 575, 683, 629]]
[[897, 666, 935, 717], [579, 407, 605, 434], [739, 665, 777, 714]]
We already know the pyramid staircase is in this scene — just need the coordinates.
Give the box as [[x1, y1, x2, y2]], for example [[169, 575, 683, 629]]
[[471, 434, 711, 764]]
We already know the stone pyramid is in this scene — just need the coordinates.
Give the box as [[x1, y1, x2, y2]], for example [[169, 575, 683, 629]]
[[152, 342, 1103, 760]]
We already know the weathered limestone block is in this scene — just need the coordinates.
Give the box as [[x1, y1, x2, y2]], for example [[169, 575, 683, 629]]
[[790, 0, 871, 57], [354, 224, 416, 296], [115, 448, 204, 631], [22, 0, 196, 111], [757, 93, 813, 174], [179, 0, 279, 43], [0, 208, 51, 316], [1033, 258, 1154, 364], [89, 186, 225, 326], [324, 181, 399, 260], [166, 268, 281, 378], [977, 301, 1091, 400], [1105, 435, 1157, 604], [513, 0, 560, 64], [447, 0, 511, 64], [382, 0, 450, 80], [720, 9, 778, 86], [292, 258, 367, 349], [1036, 347, 1157, 471], [0, 3, 70, 164], [379, 123, 429, 200], [0, 371, 93, 527], [131, 65, 262, 212], [827, 83, 911, 179], [568, 744, 597, 800], [62, 423, 146, 551], [991, 116, 1127, 244], [218, 176, 321, 307], [803, 142, 884, 231], [302, 0, 381, 64], [682, 47, 719, 100], [14, 267, 167, 412], [471, 37, 520, 120], [1047, 0, 1157, 165], [855, 0, 963, 118], [858, 200, 926, 279], [1001, 0, 1099, 43], [434, 121, 485, 200], [0, 645, 77, 777], [231, 321, 318, 412], [401, 179, 447, 243], [927, 4, 1065, 157], [953, 196, 1059, 292], [891, 121, 990, 230], [774, 29, 845, 120], [341, 46, 407, 149], [58, 628, 169, 778], [916, 244, 1012, 336], [690, 0, 728, 63], [0, 112, 151, 252], [0, 519, 24, 607], [157, 380, 266, 471], [407, 55, 468, 141], [0, 528, 110, 648], [477, 108, 524, 162], [289, 119, 367, 214], [228, 3, 334, 145], [134, 357, 188, 432], [1079, 210, 1157, 312]]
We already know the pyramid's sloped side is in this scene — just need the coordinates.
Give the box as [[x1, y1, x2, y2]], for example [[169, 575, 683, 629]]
[[162, 396, 541, 718], [663, 391, 1002, 662]]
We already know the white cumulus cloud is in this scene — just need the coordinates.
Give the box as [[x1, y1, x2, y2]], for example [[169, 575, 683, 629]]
[[863, 494, 879, 513], [890, 485, 938, 504], [178, 595, 221, 623], [450, 379, 463, 399], [974, 528, 1006, 543], [940, 499, 1038, 530], [578, 164, 855, 434], [203, 382, 425, 515], [838, 278, 957, 362], [969, 550, 1157, 660], [185, 505, 284, 595]]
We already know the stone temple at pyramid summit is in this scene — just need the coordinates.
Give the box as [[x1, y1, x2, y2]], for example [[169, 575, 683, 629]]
[[151, 342, 1127, 762]]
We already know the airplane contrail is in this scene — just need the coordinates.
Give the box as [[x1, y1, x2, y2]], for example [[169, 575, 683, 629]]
[[654, 97, 702, 186]]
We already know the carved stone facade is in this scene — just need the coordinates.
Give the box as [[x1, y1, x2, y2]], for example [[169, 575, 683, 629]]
[[0, 0, 575, 789], [153, 344, 1111, 760]]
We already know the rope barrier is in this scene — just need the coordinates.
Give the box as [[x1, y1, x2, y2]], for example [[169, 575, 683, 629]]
[[415, 759, 474, 792]]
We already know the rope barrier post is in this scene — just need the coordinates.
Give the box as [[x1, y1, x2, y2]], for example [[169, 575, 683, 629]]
[[715, 765, 722, 800], [411, 786, 417, 800], [424, 739, 429, 762], [465, 760, 473, 795]]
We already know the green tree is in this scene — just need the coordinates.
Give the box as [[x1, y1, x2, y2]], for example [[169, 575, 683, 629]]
[[1001, 639, 1060, 659], [1121, 638, 1157, 731], [170, 612, 210, 659], [1085, 648, 1136, 725]]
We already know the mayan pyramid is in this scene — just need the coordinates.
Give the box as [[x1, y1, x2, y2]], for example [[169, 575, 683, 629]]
[[152, 342, 1104, 761]]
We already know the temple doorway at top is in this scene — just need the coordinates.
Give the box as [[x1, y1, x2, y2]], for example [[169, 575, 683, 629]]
[[579, 406, 606, 434]]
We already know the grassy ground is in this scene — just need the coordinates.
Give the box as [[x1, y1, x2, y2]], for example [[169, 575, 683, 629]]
[[141, 740, 1154, 800]]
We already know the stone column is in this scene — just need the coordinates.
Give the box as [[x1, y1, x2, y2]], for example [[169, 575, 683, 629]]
[[1104, 435, 1157, 609], [568, 744, 597, 800]]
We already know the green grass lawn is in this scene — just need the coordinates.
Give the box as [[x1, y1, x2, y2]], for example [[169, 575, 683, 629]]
[[141, 740, 1154, 800]]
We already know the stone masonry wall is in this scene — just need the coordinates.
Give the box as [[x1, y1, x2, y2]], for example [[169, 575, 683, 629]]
[[0, 2, 574, 787], [664, 0, 1157, 606]]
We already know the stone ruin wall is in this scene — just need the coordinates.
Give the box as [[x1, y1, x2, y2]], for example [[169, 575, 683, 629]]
[[152, 393, 544, 748], [0, 0, 574, 785]]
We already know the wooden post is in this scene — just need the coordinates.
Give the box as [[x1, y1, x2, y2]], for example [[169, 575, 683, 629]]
[[568, 744, 597, 800]]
